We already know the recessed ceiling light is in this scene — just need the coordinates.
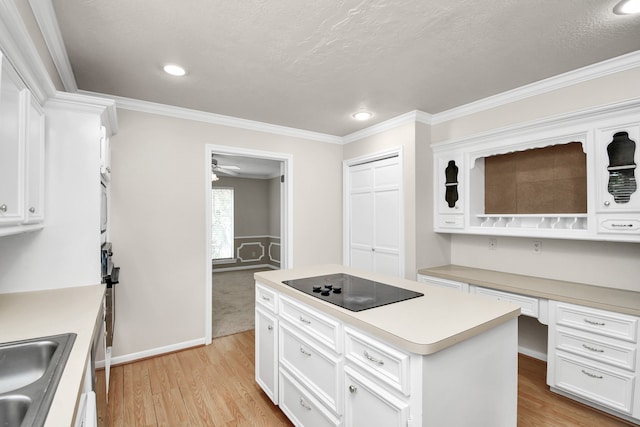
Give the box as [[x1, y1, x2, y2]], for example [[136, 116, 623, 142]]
[[352, 111, 373, 121], [163, 64, 186, 76], [614, 0, 640, 14]]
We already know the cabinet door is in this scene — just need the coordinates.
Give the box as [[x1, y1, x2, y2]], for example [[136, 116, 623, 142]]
[[596, 122, 640, 212], [344, 366, 409, 427], [255, 307, 278, 404], [436, 153, 464, 214], [0, 54, 27, 225], [23, 93, 45, 224]]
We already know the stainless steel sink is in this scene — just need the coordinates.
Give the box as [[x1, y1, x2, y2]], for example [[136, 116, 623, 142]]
[[0, 333, 76, 427]]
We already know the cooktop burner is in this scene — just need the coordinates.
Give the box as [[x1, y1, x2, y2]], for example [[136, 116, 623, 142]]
[[282, 273, 423, 312]]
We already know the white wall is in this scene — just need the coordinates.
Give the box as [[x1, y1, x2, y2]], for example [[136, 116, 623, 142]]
[[109, 108, 344, 358], [431, 67, 640, 292]]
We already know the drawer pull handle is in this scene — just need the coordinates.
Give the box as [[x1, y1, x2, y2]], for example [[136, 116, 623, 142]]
[[364, 350, 384, 366], [299, 398, 311, 410], [581, 369, 603, 379], [261, 295, 270, 301], [0, 204, 7, 213], [349, 385, 358, 393], [299, 315, 311, 324], [299, 347, 312, 356], [583, 318, 605, 326], [582, 344, 604, 353], [267, 325, 273, 331]]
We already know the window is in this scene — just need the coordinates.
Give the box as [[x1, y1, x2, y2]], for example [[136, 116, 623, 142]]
[[212, 188, 234, 260]]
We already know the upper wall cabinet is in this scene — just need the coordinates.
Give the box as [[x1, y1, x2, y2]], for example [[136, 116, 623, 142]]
[[432, 99, 640, 243], [0, 51, 46, 236]]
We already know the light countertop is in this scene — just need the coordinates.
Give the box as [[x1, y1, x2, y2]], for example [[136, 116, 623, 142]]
[[0, 284, 105, 427], [255, 264, 520, 355], [418, 265, 640, 317]]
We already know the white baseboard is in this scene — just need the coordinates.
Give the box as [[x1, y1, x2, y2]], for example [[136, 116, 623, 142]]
[[95, 337, 205, 368], [518, 345, 547, 362], [212, 263, 278, 273]]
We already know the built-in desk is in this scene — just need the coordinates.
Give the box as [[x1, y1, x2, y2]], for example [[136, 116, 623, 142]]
[[418, 265, 640, 424]]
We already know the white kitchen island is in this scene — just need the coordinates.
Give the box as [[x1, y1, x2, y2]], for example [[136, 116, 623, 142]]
[[254, 265, 521, 427]]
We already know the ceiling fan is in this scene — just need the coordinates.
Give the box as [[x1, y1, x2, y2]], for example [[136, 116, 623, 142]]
[[211, 156, 240, 179]]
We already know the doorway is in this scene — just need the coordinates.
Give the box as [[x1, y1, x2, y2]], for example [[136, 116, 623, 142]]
[[204, 145, 292, 344]]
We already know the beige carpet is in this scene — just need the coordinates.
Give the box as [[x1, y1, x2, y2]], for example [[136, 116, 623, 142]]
[[212, 267, 272, 338]]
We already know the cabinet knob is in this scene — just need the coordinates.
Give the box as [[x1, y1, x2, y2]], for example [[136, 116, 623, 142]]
[[0, 204, 7, 213], [267, 325, 273, 331], [29, 207, 35, 213], [349, 385, 357, 393], [604, 201, 610, 207]]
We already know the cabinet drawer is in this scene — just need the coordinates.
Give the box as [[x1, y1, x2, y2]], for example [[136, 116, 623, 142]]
[[279, 368, 342, 427], [437, 215, 464, 229], [554, 302, 638, 343], [344, 366, 410, 427], [280, 295, 341, 352], [344, 327, 411, 396], [555, 327, 636, 371], [280, 323, 342, 414], [597, 215, 640, 234], [416, 274, 468, 292], [471, 287, 539, 318], [552, 352, 635, 414], [255, 282, 278, 313]]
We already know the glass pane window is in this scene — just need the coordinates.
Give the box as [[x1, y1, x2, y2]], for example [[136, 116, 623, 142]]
[[212, 188, 234, 260]]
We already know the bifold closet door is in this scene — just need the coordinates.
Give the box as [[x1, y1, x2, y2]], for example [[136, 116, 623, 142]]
[[348, 156, 401, 277]]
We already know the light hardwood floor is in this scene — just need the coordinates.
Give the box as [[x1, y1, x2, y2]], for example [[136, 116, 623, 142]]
[[96, 330, 636, 427]]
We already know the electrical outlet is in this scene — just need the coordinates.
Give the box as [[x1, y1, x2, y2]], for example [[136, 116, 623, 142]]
[[488, 238, 497, 250], [533, 241, 541, 254]]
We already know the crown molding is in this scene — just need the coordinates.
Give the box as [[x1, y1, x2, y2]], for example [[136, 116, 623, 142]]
[[83, 91, 343, 144], [28, 0, 77, 92], [431, 50, 640, 125], [343, 110, 433, 144], [47, 90, 118, 135], [0, 0, 56, 104]]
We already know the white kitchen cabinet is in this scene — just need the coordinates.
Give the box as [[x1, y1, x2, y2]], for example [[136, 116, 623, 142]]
[[23, 91, 45, 224], [0, 51, 27, 226], [256, 277, 519, 426], [255, 282, 279, 404], [256, 306, 278, 404], [548, 301, 640, 423], [0, 50, 46, 235], [435, 152, 464, 229], [432, 98, 640, 242], [594, 121, 640, 236]]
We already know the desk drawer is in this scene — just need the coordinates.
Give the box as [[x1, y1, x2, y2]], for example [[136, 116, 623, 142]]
[[344, 327, 411, 396], [552, 352, 635, 414], [280, 295, 341, 352], [554, 302, 638, 343], [555, 327, 636, 371], [472, 286, 539, 318]]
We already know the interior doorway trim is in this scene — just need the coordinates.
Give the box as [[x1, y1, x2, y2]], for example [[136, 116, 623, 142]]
[[204, 144, 293, 344]]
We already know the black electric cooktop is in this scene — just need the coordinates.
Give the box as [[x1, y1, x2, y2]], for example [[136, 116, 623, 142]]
[[282, 273, 423, 312]]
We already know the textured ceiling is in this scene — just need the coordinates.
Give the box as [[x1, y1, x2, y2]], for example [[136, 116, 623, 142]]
[[50, 0, 640, 136]]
